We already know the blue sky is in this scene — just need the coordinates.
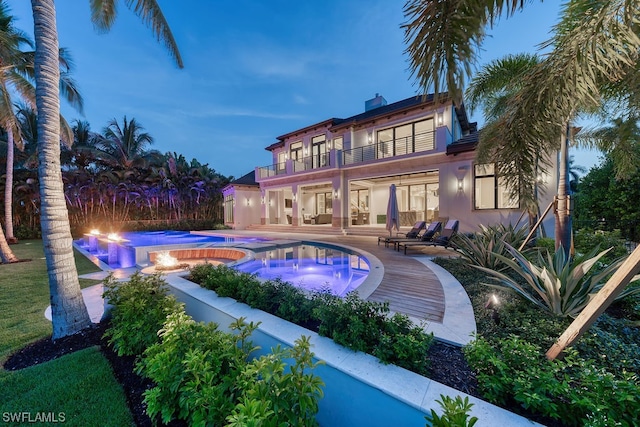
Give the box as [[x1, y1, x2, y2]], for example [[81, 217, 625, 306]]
[[10, 1, 599, 178]]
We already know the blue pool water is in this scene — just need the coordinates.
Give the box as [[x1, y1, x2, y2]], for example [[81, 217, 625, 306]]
[[75, 230, 265, 268], [75, 232, 370, 296], [236, 243, 370, 297]]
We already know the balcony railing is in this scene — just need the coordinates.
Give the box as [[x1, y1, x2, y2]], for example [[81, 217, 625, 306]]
[[293, 153, 330, 172], [258, 130, 436, 179], [257, 161, 287, 178], [342, 130, 435, 166]]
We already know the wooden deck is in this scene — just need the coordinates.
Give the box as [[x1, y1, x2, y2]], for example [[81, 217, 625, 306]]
[[318, 235, 446, 323]]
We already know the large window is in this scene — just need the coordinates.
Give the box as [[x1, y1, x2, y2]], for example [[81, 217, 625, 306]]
[[316, 192, 333, 213], [224, 194, 234, 223], [332, 136, 343, 150], [376, 118, 434, 159], [277, 151, 286, 172], [290, 141, 303, 162], [474, 164, 518, 209], [311, 135, 328, 168]]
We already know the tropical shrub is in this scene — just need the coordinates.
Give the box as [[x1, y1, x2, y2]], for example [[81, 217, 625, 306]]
[[136, 314, 259, 426], [425, 395, 478, 427], [189, 263, 434, 374], [465, 335, 640, 426], [312, 292, 433, 373], [102, 272, 183, 356], [228, 336, 325, 427], [573, 228, 630, 263], [454, 222, 530, 270], [533, 236, 555, 254], [476, 244, 640, 317]]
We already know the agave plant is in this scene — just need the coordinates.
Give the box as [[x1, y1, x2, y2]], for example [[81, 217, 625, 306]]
[[454, 222, 530, 271], [476, 244, 640, 318]]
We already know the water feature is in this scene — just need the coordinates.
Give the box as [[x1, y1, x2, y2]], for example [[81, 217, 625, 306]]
[[235, 243, 369, 297], [75, 230, 264, 268]]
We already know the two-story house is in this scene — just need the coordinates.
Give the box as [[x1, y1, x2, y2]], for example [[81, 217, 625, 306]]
[[222, 93, 556, 235]]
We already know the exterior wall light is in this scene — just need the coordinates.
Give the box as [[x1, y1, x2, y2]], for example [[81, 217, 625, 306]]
[[457, 178, 463, 191], [261, 196, 265, 205], [246, 198, 250, 206], [368, 133, 373, 144], [437, 112, 444, 126], [292, 193, 297, 202]]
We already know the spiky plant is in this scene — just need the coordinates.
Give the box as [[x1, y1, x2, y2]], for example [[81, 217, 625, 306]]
[[454, 223, 530, 271], [476, 244, 640, 318]]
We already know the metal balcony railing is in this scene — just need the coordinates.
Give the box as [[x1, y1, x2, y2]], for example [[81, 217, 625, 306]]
[[258, 161, 287, 178], [342, 130, 435, 166], [293, 153, 330, 172]]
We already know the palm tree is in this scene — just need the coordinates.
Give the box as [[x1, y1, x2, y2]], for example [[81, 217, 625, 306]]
[[0, 1, 83, 255], [97, 116, 163, 170], [0, 1, 32, 258], [30, 0, 182, 339], [403, 0, 640, 254], [62, 119, 104, 171]]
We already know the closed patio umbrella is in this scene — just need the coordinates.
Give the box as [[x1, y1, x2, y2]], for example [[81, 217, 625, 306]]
[[386, 184, 400, 236]]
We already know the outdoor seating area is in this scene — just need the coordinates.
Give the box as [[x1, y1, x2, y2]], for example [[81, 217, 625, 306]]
[[399, 219, 459, 254]]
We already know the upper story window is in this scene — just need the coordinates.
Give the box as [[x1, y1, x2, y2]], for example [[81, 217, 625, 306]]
[[311, 135, 328, 168], [290, 141, 303, 161], [376, 118, 434, 159], [474, 164, 519, 209], [332, 136, 343, 150], [277, 151, 286, 171]]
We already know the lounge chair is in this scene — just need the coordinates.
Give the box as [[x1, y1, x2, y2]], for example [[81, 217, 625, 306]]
[[399, 219, 459, 254], [377, 220, 426, 247], [392, 221, 442, 251]]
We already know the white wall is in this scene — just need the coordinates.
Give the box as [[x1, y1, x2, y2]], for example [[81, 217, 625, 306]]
[[231, 187, 261, 230]]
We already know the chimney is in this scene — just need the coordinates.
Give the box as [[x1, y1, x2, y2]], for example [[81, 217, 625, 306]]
[[365, 93, 387, 112]]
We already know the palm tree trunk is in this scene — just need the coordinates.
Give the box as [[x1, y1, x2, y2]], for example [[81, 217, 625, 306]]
[[4, 130, 16, 242], [555, 123, 572, 257], [31, 0, 90, 339], [0, 220, 19, 263]]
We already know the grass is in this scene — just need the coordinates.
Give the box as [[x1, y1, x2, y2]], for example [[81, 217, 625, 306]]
[[0, 240, 102, 363], [0, 347, 133, 426], [0, 240, 132, 426]]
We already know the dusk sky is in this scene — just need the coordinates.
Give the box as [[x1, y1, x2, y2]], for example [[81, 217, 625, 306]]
[[10, 1, 600, 178]]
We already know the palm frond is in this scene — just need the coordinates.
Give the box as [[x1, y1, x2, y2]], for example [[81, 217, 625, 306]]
[[124, 0, 183, 68]]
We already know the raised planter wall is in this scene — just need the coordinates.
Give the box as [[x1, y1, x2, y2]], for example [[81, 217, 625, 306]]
[[164, 273, 541, 427]]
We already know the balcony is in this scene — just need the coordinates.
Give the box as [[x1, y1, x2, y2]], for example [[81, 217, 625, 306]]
[[257, 130, 437, 180], [343, 130, 435, 166], [257, 161, 287, 178]]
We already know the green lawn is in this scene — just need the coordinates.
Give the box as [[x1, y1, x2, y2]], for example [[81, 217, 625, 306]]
[[0, 240, 133, 426]]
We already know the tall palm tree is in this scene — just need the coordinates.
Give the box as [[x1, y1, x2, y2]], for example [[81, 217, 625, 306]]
[[0, 1, 32, 258], [403, 0, 640, 254], [30, 0, 182, 339], [0, 1, 82, 254], [97, 116, 163, 170]]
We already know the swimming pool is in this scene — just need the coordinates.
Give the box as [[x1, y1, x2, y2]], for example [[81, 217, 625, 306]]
[[235, 243, 370, 297], [75, 231, 372, 297], [74, 230, 266, 268]]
